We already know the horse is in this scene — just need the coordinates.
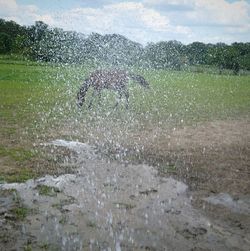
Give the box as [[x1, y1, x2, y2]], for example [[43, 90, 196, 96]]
[[77, 69, 149, 109]]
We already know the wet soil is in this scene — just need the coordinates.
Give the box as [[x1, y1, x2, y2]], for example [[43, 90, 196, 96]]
[[0, 119, 249, 250]]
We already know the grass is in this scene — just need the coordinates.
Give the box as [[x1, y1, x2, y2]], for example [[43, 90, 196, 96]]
[[0, 146, 35, 162], [158, 164, 177, 175], [0, 146, 37, 183], [136, 69, 250, 124], [1, 58, 249, 130], [10, 206, 29, 220], [86, 220, 97, 228], [113, 202, 136, 210], [0, 168, 36, 183], [0, 189, 29, 221], [0, 57, 249, 181], [36, 185, 60, 196]]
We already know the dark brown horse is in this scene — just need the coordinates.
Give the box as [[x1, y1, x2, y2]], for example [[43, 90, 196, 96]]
[[77, 69, 149, 108]]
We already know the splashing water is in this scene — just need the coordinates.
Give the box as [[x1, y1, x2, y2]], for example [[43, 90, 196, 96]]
[[1, 140, 249, 250]]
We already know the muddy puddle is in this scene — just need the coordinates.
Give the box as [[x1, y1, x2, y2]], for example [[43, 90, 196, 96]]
[[1, 140, 250, 251]]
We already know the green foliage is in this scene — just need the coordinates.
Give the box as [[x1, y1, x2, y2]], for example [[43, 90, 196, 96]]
[[0, 32, 12, 53], [0, 19, 28, 54], [144, 41, 184, 70], [186, 42, 209, 65], [1, 18, 250, 71]]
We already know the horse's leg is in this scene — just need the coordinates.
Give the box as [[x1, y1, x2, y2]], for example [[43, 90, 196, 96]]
[[97, 91, 102, 106], [124, 89, 129, 109], [88, 89, 99, 109], [113, 91, 122, 109], [122, 80, 129, 109], [113, 89, 129, 109]]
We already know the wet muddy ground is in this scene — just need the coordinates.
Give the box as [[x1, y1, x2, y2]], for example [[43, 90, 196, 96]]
[[0, 119, 250, 250]]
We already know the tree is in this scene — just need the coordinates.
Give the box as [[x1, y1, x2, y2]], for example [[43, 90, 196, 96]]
[[186, 42, 209, 65], [1, 18, 250, 72], [0, 32, 12, 53], [0, 19, 28, 53], [144, 41, 184, 70]]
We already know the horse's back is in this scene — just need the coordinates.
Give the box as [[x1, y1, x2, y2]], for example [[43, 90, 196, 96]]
[[89, 69, 129, 90]]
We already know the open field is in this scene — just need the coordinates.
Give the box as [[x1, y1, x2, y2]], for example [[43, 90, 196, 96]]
[[0, 57, 249, 192], [0, 58, 249, 179], [0, 58, 250, 250]]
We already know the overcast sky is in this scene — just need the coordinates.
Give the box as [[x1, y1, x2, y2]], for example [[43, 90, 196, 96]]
[[1, 0, 250, 45]]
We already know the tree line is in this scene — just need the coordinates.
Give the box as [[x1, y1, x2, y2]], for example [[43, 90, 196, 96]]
[[1, 19, 250, 74]]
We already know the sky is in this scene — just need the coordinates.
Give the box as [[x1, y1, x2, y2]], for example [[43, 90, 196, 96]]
[[0, 0, 250, 45]]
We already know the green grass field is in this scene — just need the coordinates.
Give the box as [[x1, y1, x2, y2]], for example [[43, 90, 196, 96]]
[[0, 57, 250, 182]]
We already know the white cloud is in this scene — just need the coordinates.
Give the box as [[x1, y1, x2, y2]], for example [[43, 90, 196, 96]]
[[189, 0, 250, 26], [43, 2, 183, 43], [105, 2, 143, 11], [0, 0, 18, 13], [145, 0, 191, 6], [105, 2, 171, 32], [0, 0, 249, 44], [145, 0, 250, 27], [0, 0, 188, 36], [139, 7, 170, 31], [143, 0, 250, 43], [0, 0, 45, 25]]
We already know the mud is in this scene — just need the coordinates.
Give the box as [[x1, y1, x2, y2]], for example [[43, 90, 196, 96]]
[[1, 135, 249, 251]]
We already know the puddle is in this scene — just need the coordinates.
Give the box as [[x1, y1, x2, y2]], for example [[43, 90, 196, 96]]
[[205, 193, 250, 215], [1, 140, 249, 250]]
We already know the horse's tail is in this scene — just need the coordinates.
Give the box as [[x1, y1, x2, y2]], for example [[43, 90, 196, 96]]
[[77, 78, 91, 107], [128, 73, 150, 88]]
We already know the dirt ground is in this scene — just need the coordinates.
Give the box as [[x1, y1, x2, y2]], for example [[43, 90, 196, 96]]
[[0, 119, 249, 250], [139, 119, 250, 194]]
